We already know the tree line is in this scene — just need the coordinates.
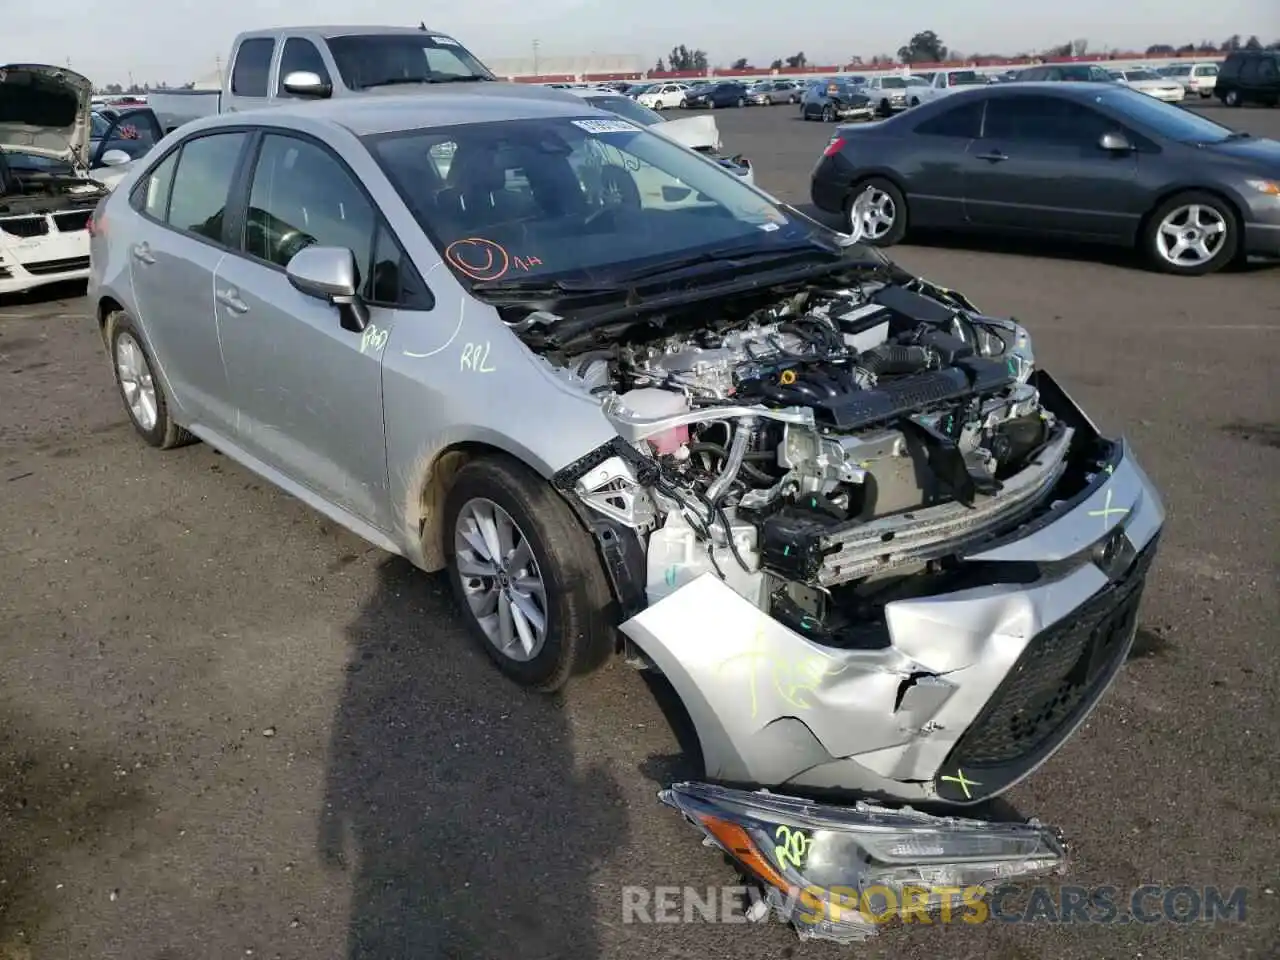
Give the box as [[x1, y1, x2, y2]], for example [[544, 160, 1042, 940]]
[[663, 30, 1279, 74]]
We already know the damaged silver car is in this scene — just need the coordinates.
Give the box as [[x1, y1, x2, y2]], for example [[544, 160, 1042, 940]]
[[89, 96, 1163, 879]]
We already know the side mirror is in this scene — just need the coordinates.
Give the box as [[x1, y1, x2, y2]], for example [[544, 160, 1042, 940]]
[[281, 70, 332, 98], [100, 149, 132, 167], [286, 246, 368, 332], [1098, 131, 1133, 153]]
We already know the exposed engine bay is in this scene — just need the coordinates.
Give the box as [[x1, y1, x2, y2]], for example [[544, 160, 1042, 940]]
[[539, 274, 1104, 645], [0, 150, 106, 217]]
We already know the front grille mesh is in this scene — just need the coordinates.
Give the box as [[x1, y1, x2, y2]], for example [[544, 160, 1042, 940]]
[[948, 536, 1158, 768]]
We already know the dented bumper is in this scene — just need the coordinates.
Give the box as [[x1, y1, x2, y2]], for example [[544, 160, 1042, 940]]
[[620, 435, 1164, 806]]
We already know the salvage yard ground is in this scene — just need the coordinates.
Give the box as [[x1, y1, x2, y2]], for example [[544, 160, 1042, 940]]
[[1, 103, 1277, 960]]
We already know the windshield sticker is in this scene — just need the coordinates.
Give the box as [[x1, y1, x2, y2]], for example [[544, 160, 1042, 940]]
[[430, 36, 459, 45], [572, 118, 641, 135]]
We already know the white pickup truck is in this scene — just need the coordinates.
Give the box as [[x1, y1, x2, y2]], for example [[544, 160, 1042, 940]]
[[146, 25, 519, 133], [911, 68, 991, 105]]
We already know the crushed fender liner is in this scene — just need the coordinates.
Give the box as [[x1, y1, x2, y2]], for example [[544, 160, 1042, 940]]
[[660, 781, 1067, 943]]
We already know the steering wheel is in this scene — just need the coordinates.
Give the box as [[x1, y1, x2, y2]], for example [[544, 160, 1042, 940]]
[[584, 165, 642, 229]]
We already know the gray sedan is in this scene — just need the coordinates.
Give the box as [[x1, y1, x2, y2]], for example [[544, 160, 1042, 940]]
[[747, 79, 801, 105], [88, 92, 1163, 819]]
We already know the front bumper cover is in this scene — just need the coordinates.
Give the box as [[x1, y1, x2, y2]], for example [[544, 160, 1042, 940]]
[[619, 381, 1164, 807]]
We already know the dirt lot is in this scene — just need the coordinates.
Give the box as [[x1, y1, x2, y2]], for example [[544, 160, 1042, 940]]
[[1, 102, 1277, 960]]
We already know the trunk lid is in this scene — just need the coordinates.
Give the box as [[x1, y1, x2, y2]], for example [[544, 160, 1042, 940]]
[[0, 64, 93, 166]]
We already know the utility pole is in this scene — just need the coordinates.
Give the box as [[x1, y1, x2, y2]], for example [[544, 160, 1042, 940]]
[[532, 39, 540, 77]]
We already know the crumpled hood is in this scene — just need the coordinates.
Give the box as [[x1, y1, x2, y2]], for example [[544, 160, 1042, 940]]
[[0, 63, 92, 164], [650, 114, 720, 152]]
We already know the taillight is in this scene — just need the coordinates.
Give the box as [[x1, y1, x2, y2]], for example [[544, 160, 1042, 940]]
[[87, 198, 108, 237], [823, 137, 845, 157]]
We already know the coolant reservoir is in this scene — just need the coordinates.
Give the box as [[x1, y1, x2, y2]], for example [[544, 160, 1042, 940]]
[[618, 388, 689, 455]]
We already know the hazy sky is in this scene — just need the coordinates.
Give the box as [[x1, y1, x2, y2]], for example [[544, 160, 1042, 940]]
[[7, 0, 1277, 84]]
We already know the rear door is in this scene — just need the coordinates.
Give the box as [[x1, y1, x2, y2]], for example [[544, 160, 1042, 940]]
[[126, 131, 250, 432], [904, 98, 984, 227], [213, 131, 429, 529], [963, 93, 1140, 240]]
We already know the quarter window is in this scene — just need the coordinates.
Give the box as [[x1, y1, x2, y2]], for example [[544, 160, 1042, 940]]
[[166, 132, 248, 241], [277, 38, 331, 95], [983, 96, 1109, 144], [231, 38, 274, 97], [915, 101, 983, 137], [131, 150, 179, 220]]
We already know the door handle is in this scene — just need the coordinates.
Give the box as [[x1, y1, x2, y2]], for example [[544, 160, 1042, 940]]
[[974, 151, 1009, 163], [215, 287, 249, 314], [131, 242, 156, 264]]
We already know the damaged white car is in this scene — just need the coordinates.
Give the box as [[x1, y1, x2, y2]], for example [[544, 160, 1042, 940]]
[[90, 95, 1162, 934], [1, 64, 114, 295]]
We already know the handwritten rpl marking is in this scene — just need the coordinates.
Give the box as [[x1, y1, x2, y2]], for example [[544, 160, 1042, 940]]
[[359, 324, 388, 355], [460, 341, 495, 373], [717, 623, 848, 719]]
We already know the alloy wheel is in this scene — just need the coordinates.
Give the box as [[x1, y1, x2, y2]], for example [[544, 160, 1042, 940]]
[[115, 331, 158, 431], [1154, 203, 1227, 268], [454, 497, 549, 662], [851, 187, 897, 241]]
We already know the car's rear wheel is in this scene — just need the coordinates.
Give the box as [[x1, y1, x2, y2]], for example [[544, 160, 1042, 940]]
[[442, 455, 614, 692], [1142, 191, 1239, 276], [848, 177, 907, 246], [737, 97, 746, 108], [106, 310, 196, 449], [1222, 89, 1241, 106]]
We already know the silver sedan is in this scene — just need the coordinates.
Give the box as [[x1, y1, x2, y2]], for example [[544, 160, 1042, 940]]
[[88, 92, 1163, 812]]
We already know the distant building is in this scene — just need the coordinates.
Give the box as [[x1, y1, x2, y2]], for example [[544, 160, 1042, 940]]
[[485, 53, 644, 79]]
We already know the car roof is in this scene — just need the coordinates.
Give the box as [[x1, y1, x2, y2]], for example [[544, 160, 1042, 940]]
[[235, 25, 458, 40], [181, 90, 604, 138]]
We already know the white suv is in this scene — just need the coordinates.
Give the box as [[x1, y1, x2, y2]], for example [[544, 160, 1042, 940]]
[[1161, 62, 1219, 98]]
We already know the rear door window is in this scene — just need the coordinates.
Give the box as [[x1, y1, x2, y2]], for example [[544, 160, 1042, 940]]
[[1259, 57, 1279, 82], [916, 100, 983, 137], [231, 38, 275, 97], [130, 150, 180, 220], [166, 132, 249, 242]]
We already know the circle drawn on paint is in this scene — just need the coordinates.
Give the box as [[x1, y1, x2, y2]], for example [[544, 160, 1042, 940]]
[[445, 238, 510, 282]]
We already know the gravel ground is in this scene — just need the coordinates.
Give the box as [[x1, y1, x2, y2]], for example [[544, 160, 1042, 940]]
[[1, 102, 1277, 960]]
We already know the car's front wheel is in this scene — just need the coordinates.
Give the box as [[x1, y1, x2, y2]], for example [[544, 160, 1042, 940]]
[[106, 310, 196, 449], [821, 104, 835, 122], [1142, 191, 1239, 276], [442, 455, 614, 692]]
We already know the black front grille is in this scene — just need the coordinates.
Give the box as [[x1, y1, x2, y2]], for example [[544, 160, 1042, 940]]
[[0, 216, 49, 238], [935, 534, 1159, 802], [53, 210, 92, 232], [24, 256, 90, 276]]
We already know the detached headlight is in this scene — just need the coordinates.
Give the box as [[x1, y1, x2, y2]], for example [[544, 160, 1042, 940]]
[[661, 782, 1066, 942]]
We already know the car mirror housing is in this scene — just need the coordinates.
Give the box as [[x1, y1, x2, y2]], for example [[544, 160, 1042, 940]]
[[286, 246, 369, 332], [99, 149, 132, 167], [1098, 131, 1132, 152], [282, 71, 332, 98]]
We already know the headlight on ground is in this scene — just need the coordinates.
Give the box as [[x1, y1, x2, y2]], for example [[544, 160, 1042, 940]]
[[661, 782, 1067, 942]]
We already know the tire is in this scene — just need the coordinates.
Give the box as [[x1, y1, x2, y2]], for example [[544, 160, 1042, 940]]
[[790, 95, 798, 104], [442, 455, 615, 692], [878, 99, 893, 118], [1141, 190, 1239, 276], [1222, 89, 1240, 106], [821, 104, 835, 122], [106, 310, 196, 449], [1199, 91, 1210, 99], [848, 176, 908, 247], [909, 97, 920, 107], [736, 97, 745, 108]]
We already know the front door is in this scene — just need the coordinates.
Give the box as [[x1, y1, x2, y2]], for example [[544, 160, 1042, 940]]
[[963, 93, 1140, 241], [126, 131, 249, 433], [213, 132, 397, 528]]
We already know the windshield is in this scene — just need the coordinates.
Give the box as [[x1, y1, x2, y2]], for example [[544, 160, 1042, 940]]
[[629, 84, 655, 95], [367, 117, 843, 287], [327, 33, 495, 89], [879, 77, 907, 88], [1165, 65, 1192, 77], [1094, 87, 1238, 143], [950, 70, 985, 85], [90, 111, 111, 139], [583, 95, 663, 126], [1126, 70, 1160, 81], [1, 150, 74, 174]]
